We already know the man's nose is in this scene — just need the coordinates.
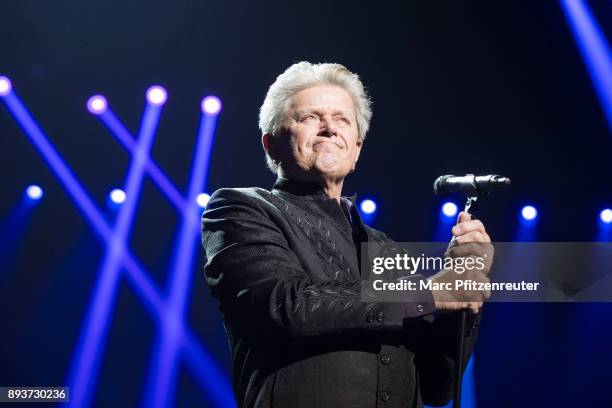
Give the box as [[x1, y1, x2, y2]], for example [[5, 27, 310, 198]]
[[318, 117, 338, 137]]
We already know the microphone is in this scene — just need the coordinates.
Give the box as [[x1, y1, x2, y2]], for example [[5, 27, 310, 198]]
[[434, 174, 511, 196]]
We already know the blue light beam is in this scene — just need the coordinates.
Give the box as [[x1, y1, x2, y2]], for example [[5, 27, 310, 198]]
[[1, 90, 112, 240], [560, 0, 612, 130], [93, 106, 186, 211], [68, 93, 164, 408], [143, 101, 221, 408]]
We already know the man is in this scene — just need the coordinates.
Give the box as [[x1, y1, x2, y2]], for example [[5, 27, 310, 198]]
[[201, 62, 491, 407]]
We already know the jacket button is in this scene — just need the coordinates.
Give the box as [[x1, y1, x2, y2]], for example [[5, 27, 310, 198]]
[[381, 354, 391, 365], [366, 313, 375, 323], [376, 311, 385, 322], [380, 391, 390, 402], [416, 304, 424, 313]]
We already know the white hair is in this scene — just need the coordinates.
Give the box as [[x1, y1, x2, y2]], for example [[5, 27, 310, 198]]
[[259, 61, 373, 173]]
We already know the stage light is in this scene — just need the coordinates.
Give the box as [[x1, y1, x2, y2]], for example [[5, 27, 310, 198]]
[[196, 193, 210, 208], [201, 96, 222, 115], [25, 184, 43, 200], [87, 95, 107, 114], [146, 86, 167, 106], [441, 202, 458, 218], [2, 82, 234, 408], [109, 188, 126, 204], [360, 199, 377, 215], [600, 208, 612, 224], [0, 76, 12, 96], [521, 205, 538, 221]]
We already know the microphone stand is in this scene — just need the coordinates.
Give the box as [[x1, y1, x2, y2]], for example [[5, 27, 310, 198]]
[[433, 173, 509, 408], [452, 195, 478, 408]]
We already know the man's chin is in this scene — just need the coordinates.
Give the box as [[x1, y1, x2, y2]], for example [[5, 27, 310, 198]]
[[313, 164, 350, 180]]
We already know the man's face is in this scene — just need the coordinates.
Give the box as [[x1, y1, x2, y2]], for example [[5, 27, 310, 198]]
[[267, 85, 363, 181]]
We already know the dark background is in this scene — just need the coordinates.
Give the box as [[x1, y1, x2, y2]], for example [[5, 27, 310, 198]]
[[1, 0, 611, 406]]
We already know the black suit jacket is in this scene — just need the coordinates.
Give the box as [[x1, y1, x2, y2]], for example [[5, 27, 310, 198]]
[[201, 178, 481, 408]]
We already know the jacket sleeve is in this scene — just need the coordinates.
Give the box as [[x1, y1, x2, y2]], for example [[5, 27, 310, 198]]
[[201, 188, 435, 340]]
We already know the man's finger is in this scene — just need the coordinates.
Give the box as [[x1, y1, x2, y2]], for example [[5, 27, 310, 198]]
[[452, 219, 487, 237], [448, 241, 493, 258], [455, 231, 490, 243], [468, 302, 482, 314]]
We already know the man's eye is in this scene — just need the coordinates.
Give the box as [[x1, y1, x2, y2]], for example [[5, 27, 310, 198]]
[[336, 116, 351, 125], [301, 114, 318, 122]]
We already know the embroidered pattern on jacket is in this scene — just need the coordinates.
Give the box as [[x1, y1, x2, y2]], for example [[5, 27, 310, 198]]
[[266, 191, 354, 281]]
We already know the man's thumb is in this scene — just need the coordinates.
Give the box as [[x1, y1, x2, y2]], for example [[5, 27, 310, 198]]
[[457, 211, 472, 224]]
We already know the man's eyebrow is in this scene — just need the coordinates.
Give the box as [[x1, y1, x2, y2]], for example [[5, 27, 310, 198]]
[[293, 108, 353, 116], [332, 109, 352, 116]]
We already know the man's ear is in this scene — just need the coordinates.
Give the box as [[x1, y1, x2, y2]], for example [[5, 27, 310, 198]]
[[262, 133, 279, 163]]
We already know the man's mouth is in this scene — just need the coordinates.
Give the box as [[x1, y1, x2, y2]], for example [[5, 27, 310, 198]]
[[314, 141, 342, 149]]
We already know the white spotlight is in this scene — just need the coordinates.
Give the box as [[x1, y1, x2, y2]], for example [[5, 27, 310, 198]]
[[441, 202, 458, 218], [600, 208, 612, 224], [25, 184, 44, 200], [0, 76, 12, 96], [201, 96, 222, 115], [521, 205, 538, 221], [87, 95, 107, 114], [197, 193, 211, 208], [109, 188, 126, 204], [360, 199, 377, 215], [146, 86, 167, 106]]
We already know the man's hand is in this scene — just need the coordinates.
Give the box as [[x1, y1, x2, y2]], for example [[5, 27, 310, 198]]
[[430, 211, 494, 314]]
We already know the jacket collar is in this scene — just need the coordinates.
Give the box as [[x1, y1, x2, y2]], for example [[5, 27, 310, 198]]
[[272, 177, 358, 204], [271, 177, 365, 240]]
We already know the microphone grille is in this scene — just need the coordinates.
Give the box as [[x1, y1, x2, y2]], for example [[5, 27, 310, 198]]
[[433, 175, 454, 195]]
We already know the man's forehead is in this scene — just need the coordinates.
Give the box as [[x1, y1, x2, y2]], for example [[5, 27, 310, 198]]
[[290, 91, 354, 115], [290, 86, 354, 109]]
